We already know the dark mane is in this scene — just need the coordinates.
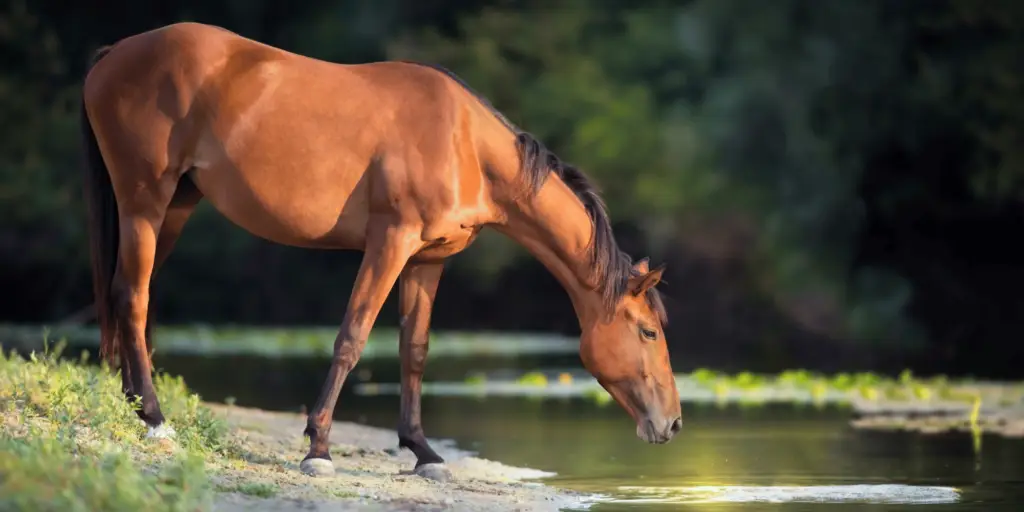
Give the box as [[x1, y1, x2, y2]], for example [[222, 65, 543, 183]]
[[406, 61, 667, 324]]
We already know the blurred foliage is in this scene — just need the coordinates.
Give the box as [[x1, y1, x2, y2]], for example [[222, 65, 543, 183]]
[[2, 0, 1024, 373]]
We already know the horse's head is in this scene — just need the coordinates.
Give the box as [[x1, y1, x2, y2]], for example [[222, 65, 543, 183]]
[[579, 258, 681, 444]]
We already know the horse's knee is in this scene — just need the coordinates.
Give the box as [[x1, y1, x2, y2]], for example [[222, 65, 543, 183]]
[[331, 335, 368, 370]]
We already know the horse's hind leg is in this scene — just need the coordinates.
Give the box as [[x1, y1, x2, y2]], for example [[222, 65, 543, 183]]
[[118, 176, 202, 417], [144, 176, 203, 357], [153, 175, 203, 276], [396, 262, 448, 478], [111, 209, 169, 436], [107, 159, 186, 438]]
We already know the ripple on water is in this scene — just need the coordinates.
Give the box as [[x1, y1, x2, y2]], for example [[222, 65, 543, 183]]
[[606, 485, 961, 505]]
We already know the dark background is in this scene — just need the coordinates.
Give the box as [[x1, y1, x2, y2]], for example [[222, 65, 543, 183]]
[[3, 0, 1024, 377]]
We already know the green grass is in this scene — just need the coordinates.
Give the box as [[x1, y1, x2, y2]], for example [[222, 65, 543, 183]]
[[329, 489, 362, 499], [218, 481, 278, 498], [0, 338, 240, 512]]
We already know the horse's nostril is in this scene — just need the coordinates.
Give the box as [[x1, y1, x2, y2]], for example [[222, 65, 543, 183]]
[[670, 417, 683, 434]]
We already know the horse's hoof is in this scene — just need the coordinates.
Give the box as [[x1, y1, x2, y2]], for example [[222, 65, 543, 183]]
[[146, 423, 176, 439], [300, 457, 335, 477], [413, 463, 452, 482]]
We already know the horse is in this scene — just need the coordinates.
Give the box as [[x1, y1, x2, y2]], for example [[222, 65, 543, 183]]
[[80, 22, 681, 478]]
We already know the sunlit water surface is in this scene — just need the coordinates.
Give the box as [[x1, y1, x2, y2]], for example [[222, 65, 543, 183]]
[[153, 353, 1024, 511]]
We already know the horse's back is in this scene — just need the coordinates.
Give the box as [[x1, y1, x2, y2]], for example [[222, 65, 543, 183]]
[[84, 22, 499, 253]]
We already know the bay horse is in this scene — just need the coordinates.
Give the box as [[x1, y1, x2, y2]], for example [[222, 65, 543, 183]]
[[80, 22, 681, 478]]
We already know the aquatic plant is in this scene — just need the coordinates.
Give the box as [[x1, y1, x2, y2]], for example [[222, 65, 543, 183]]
[[1, 324, 581, 360], [884, 385, 910, 402], [969, 395, 982, 427], [349, 364, 1024, 422], [969, 394, 983, 455], [852, 372, 884, 388], [858, 385, 880, 401], [690, 368, 720, 388], [516, 371, 549, 387], [810, 381, 828, 405], [830, 373, 855, 392], [583, 387, 613, 406], [713, 381, 730, 403], [776, 369, 814, 388], [910, 382, 934, 401], [464, 373, 487, 386], [732, 372, 765, 390]]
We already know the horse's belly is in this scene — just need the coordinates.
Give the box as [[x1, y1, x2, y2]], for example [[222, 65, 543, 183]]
[[188, 162, 370, 250]]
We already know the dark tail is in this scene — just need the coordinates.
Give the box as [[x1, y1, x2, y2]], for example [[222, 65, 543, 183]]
[[81, 45, 120, 368]]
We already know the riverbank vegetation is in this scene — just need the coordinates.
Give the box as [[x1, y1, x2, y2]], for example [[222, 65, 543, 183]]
[[0, 324, 578, 359], [363, 366, 1024, 440], [0, 340, 231, 511], [0, 340, 589, 511]]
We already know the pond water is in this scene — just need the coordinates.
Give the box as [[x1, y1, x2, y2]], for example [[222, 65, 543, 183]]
[[337, 394, 1024, 511], [146, 352, 1024, 511]]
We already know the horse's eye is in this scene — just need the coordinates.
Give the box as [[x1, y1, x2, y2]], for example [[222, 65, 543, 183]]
[[639, 326, 657, 340]]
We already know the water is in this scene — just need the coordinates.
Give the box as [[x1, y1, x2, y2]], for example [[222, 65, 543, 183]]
[[142, 353, 1024, 509], [342, 398, 1022, 510]]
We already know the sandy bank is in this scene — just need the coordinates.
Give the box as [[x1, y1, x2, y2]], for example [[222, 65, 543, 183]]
[[848, 398, 1024, 438], [204, 404, 593, 511]]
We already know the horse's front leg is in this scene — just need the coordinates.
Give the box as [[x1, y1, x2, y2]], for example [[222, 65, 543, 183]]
[[396, 261, 448, 479], [300, 222, 423, 476]]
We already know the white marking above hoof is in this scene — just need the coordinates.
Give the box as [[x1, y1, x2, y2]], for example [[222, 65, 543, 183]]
[[146, 423, 176, 440], [413, 463, 452, 482], [300, 458, 335, 477]]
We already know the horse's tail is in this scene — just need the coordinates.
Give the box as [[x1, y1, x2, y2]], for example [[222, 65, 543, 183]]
[[81, 45, 120, 368]]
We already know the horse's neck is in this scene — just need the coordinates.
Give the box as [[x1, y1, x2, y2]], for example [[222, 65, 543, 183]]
[[496, 172, 601, 320]]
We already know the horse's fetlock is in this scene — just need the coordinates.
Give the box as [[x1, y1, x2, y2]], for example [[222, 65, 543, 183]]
[[398, 422, 423, 439], [398, 429, 426, 449]]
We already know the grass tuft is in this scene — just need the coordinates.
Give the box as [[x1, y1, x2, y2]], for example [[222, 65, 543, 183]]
[[219, 481, 278, 498], [0, 339, 239, 511]]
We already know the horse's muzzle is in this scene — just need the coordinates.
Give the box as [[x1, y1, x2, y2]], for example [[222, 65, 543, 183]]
[[637, 415, 683, 444]]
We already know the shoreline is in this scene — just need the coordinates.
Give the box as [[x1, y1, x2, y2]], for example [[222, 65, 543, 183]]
[[0, 347, 593, 511], [847, 398, 1024, 439], [204, 403, 594, 511]]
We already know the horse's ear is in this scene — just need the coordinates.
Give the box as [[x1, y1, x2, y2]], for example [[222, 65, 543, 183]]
[[632, 257, 650, 274], [629, 263, 665, 296]]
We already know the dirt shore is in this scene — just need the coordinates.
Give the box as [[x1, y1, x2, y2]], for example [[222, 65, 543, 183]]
[[848, 398, 1024, 438], [203, 404, 593, 511]]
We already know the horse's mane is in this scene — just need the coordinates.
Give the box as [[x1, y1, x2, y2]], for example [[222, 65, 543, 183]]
[[405, 61, 667, 324]]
